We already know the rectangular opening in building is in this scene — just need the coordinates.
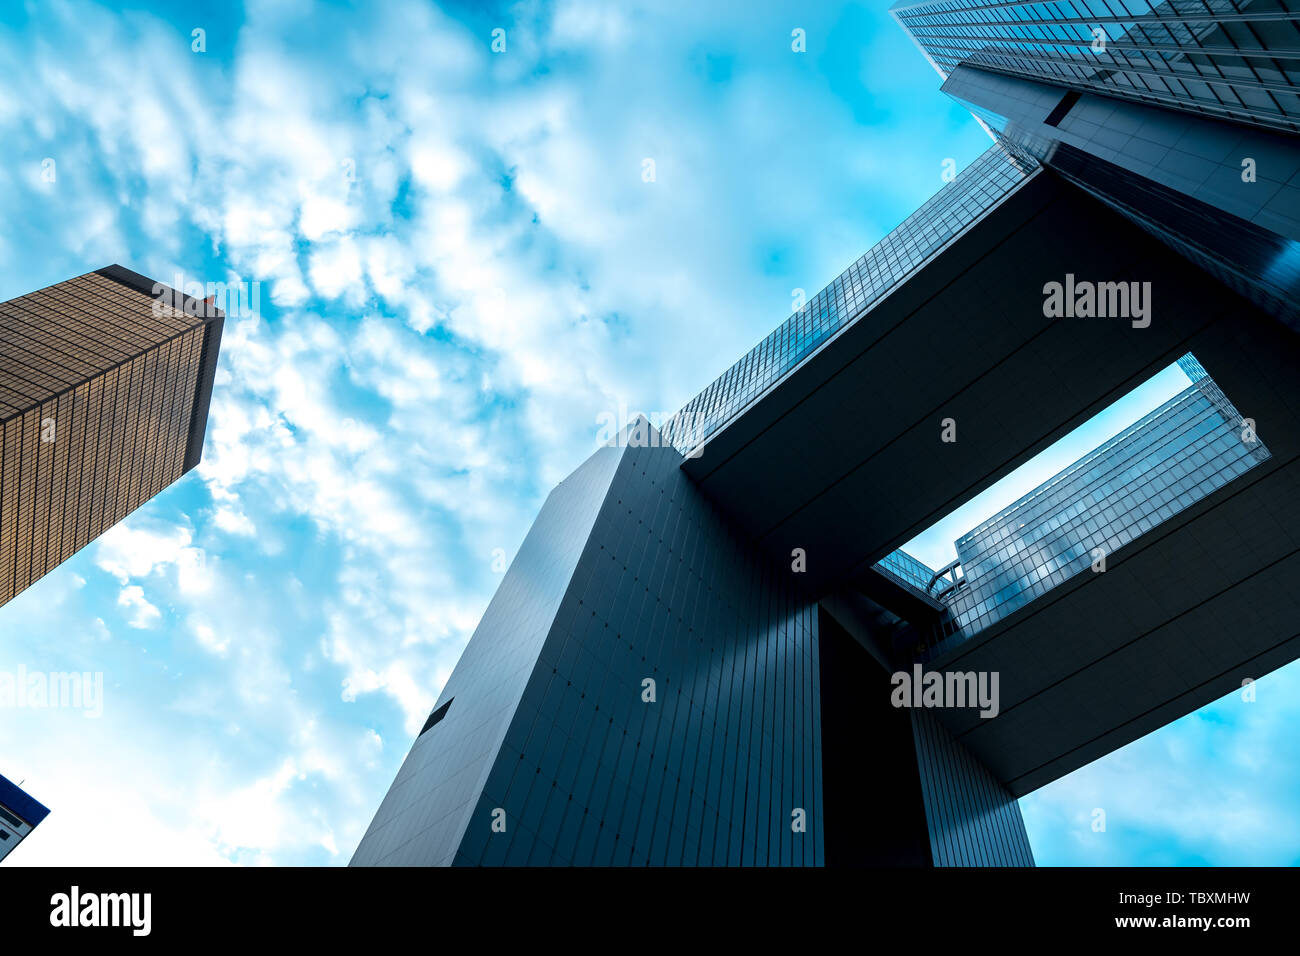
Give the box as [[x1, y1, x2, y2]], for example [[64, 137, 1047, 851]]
[[1044, 89, 1082, 127], [873, 353, 1270, 657]]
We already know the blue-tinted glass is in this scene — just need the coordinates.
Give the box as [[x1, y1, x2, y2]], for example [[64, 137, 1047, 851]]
[[874, 353, 1269, 656], [890, 0, 1300, 135]]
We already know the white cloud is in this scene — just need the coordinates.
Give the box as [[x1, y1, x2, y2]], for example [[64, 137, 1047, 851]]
[[95, 521, 194, 583], [117, 585, 161, 629], [212, 506, 257, 537], [192, 621, 231, 657]]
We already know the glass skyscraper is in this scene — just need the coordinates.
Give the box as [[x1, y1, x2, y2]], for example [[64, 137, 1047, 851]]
[[891, 0, 1300, 134], [0, 266, 223, 608], [893, 1, 1300, 325]]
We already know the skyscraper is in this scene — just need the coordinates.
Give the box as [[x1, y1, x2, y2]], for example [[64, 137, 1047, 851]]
[[0, 266, 223, 609], [892, 0, 1300, 324], [353, 3, 1300, 866], [891, 0, 1300, 134], [0, 773, 48, 864]]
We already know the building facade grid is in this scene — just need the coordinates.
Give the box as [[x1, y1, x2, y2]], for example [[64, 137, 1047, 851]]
[[892, 0, 1300, 135], [877, 547, 941, 592], [0, 270, 217, 607], [875, 354, 1270, 653]]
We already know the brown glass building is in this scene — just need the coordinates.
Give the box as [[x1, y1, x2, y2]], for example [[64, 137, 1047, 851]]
[[0, 265, 223, 608]]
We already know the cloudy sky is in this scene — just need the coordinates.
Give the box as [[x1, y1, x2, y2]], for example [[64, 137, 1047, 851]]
[[0, 0, 1295, 866]]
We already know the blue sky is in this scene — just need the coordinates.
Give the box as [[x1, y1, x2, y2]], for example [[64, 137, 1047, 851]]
[[0, 0, 1295, 866]]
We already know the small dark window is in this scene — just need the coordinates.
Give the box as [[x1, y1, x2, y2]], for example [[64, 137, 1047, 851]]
[[0, 830, 9, 841], [1044, 90, 1082, 128], [420, 698, 454, 736]]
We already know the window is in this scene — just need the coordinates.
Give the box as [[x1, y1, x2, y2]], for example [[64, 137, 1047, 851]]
[[419, 698, 454, 736]]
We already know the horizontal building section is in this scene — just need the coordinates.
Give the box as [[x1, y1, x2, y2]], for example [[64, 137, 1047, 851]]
[[932, 356, 1270, 648], [663, 145, 1036, 456]]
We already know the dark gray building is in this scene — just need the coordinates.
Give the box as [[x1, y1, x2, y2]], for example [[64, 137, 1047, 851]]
[[352, 3, 1300, 866]]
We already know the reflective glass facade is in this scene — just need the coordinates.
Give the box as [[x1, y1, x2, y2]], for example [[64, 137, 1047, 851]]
[[0, 267, 223, 608], [892, 0, 1300, 135], [878, 354, 1270, 654], [876, 547, 940, 593], [662, 144, 1037, 455]]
